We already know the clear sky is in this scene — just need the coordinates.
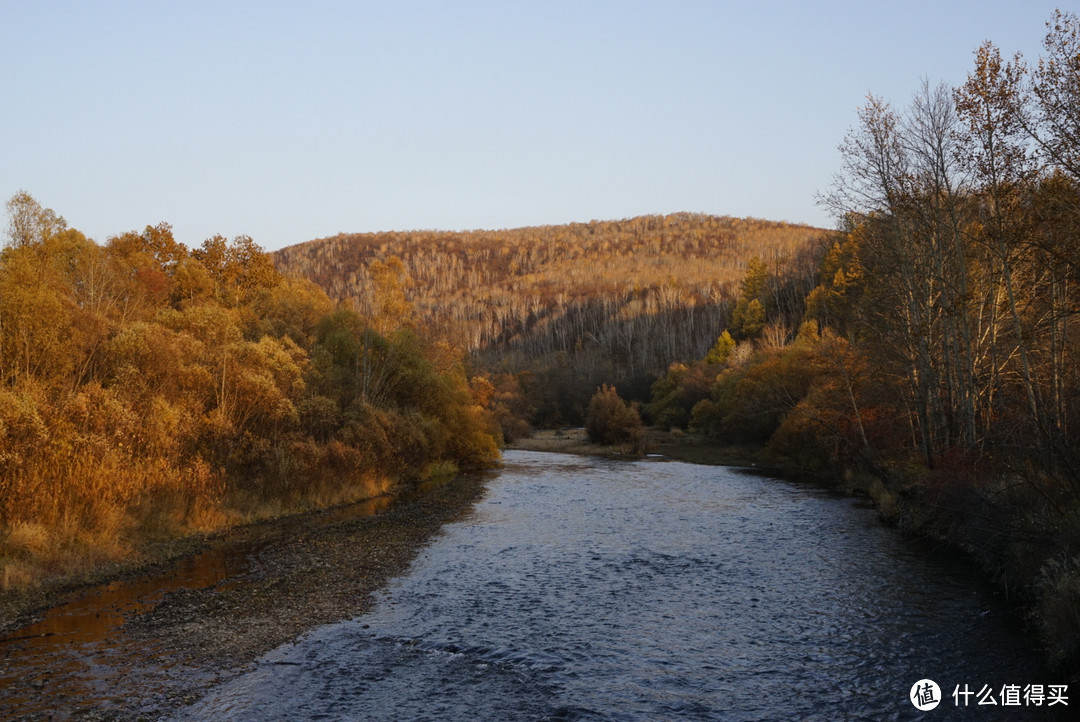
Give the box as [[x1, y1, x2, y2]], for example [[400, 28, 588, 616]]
[[0, 1, 1063, 251]]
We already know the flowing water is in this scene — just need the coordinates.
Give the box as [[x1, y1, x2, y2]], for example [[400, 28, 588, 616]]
[[182, 451, 1063, 720]]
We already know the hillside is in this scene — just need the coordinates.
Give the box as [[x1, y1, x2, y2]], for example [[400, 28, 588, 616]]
[[274, 214, 832, 424]]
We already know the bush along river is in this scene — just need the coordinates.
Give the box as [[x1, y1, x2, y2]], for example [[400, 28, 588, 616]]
[[180, 450, 1066, 721]]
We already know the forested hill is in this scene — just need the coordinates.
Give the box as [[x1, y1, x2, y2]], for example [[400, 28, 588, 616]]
[[273, 214, 831, 424]]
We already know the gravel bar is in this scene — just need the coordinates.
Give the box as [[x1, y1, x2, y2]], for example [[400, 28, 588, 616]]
[[0, 472, 490, 720]]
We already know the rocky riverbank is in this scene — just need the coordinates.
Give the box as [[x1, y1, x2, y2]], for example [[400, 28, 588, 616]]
[[0, 472, 489, 720]]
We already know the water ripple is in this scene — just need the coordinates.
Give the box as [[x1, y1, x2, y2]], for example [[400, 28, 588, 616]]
[[184, 451, 1059, 721]]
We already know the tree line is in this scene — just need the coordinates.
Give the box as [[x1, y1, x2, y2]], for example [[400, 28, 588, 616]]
[[642, 11, 1080, 676], [0, 194, 499, 588]]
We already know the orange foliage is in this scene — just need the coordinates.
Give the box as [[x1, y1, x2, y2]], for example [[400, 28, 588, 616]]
[[0, 193, 501, 590]]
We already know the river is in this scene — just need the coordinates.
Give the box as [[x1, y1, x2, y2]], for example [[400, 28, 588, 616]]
[[181, 451, 1062, 720]]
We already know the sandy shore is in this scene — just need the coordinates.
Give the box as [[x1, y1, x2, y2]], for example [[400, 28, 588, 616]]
[[0, 472, 489, 720]]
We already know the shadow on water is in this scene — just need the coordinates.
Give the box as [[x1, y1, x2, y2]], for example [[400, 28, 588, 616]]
[[0, 493, 395, 719]]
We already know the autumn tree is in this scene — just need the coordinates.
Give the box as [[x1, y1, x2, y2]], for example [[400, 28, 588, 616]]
[[193, 234, 280, 307], [704, 330, 736, 365], [0, 194, 96, 388], [0, 239, 76, 385], [585, 384, 645, 454], [1027, 10, 1080, 181], [108, 222, 188, 275], [823, 81, 984, 464], [4, 190, 66, 248], [0, 192, 502, 594], [364, 255, 416, 335], [730, 258, 770, 339]]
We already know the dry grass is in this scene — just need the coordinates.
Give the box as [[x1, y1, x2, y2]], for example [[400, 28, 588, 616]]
[[0, 452, 212, 591], [865, 477, 900, 522], [644, 429, 762, 467], [0, 457, 397, 598], [5, 522, 51, 558], [508, 428, 766, 466], [280, 471, 396, 516], [510, 428, 590, 453], [509, 428, 645, 458], [1036, 556, 1080, 671]]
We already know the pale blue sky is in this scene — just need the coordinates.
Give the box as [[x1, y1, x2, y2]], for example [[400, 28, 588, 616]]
[[0, 1, 1062, 250]]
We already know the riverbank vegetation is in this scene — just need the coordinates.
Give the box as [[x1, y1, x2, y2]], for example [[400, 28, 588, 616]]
[[642, 11, 1080, 677], [0, 196, 500, 594]]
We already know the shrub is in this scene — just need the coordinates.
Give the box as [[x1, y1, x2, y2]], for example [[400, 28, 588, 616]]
[[646, 361, 716, 431], [1036, 555, 1080, 672], [585, 385, 645, 455], [690, 344, 816, 443]]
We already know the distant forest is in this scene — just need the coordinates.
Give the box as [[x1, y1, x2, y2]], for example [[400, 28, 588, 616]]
[[274, 214, 830, 425]]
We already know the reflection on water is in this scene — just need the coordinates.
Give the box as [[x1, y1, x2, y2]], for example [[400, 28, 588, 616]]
[[187, 451, 1062, 721], [0, 494, 393, 719]]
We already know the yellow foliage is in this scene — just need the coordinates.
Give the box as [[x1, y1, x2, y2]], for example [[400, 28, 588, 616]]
[[0, 193, 501, 593]]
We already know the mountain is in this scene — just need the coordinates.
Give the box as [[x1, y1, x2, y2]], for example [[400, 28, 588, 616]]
[[273, 213, 831, 424]]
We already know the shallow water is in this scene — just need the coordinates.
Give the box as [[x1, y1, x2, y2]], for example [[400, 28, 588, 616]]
[[185, 451, 1064, 720]]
